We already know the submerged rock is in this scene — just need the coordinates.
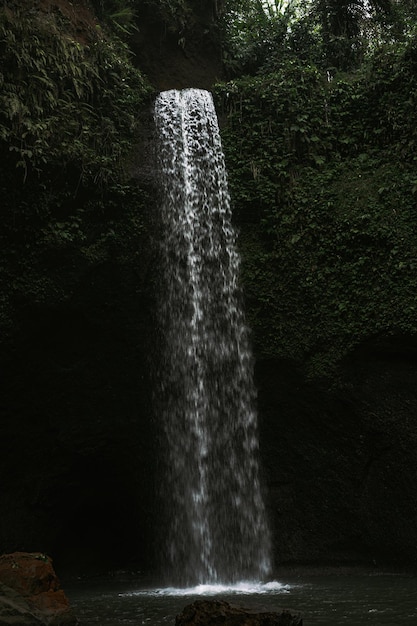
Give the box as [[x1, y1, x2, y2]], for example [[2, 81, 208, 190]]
[[0, 552, 76, 625], [176, 599, 303, 626]]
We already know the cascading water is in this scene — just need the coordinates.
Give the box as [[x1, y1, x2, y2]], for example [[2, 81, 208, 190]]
[[154, 88, 271, 586]]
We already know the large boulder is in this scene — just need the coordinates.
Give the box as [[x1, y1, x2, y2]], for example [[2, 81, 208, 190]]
[[0, 582, 48, 625], [176, 600, 302, 626], [0, 552, 76, 625]]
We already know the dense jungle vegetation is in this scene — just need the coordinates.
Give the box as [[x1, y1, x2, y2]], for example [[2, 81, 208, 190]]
[[1, 0, 417, 378], [216, 0, 417, 376]]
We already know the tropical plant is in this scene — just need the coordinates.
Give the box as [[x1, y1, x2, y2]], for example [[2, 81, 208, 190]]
[[222, 0, 301, 75], [0, 4, 151, 185], [214, 27, 417, 375], [310, 0, 395, 69]]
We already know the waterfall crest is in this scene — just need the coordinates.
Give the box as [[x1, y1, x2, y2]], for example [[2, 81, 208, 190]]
[[154, 88, 271, 585]]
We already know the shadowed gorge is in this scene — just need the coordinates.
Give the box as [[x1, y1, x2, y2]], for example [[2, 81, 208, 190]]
[[1, 0, 417, 582]]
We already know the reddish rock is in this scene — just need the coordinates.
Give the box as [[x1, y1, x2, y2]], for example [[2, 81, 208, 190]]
[[176, 600, 303, 626], [0, 552, 76, 625], [0, 581, 42, 624]]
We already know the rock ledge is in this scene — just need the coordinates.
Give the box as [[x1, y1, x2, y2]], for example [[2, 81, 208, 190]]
[[0, 552, 76, 625]]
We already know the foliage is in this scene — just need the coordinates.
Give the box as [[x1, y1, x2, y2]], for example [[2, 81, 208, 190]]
[[91, 0, 139, 35], [214, 39, 417, 376], [309, 0, 395, 69], [93, 0, 196, 36], [0, 159, 154, 341], [138, 0, 193, 35], [2, 0, 417, 384], [221, 0, 407, 74], [222, 0, 302, 75], [0, 1, 154, 340], [0, 4, 152, 185]]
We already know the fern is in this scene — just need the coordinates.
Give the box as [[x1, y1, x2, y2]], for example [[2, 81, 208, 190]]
[[0, 5, 151, 184]]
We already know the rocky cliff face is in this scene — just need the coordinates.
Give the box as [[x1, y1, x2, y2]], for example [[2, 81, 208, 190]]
[[0, 0, 158, 573], [0, 0, 226, 575], [2, 0, 417, 578], [130, 0, 223, 90], [256, 342, 417, 567], [0, 186, 158, 572]]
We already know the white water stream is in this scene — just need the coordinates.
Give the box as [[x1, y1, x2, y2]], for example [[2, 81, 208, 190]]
[[153, 88, 271, 585]]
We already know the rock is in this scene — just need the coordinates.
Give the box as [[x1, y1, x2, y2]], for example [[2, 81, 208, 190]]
[[0, 552, 77, 625], [175, 600, 303, 626], [0, 582, 44, 624]]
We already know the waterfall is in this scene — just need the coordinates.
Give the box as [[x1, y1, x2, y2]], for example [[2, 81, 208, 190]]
[[154, 88, 271, 586]]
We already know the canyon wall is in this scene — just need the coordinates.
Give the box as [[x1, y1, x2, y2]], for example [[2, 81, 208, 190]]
[[1, 0, 417, 574]]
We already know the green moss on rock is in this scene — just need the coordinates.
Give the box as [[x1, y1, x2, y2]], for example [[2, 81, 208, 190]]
[[214, 47, 417, 377]]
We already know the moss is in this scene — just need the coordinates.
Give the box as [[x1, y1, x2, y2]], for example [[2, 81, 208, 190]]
[[214, 47, 417, 378]]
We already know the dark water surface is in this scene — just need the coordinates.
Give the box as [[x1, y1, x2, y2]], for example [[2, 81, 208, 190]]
[[65, 568, 417, 625]]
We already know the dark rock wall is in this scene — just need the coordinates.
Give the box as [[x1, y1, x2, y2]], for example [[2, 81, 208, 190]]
[[256, 341, 417, 567], [131, 0, 223, 90], [0, 251, 158, 572], [0, 0, 224, 577]]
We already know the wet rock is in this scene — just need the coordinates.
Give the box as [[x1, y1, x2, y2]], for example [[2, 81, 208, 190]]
[[175, 599, 303, 626], [0, 552, 76, 625], [0, 582, 44, 624]]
